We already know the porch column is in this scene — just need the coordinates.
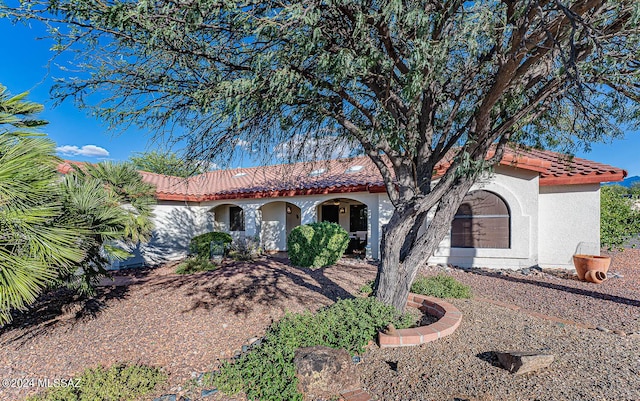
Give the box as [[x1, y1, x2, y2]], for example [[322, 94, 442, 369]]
[[243, 204, 261, 238]]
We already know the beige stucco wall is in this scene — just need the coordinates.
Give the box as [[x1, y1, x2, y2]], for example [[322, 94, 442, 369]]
[[538, 184, 601, 268]]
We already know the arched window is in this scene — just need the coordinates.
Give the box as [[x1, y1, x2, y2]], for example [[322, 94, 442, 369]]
[[451, 190, 510, 249]]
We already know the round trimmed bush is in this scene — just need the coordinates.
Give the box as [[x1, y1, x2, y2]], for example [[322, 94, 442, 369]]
[[190, 231, 233, 258], [287, 222, 349, 268]]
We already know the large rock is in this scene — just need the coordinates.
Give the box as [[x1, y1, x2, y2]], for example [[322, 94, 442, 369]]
[[294, 346, 360, 400], [496, 351, 554, 375]]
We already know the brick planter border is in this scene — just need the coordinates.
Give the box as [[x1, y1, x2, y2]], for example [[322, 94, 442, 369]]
[[378, 293, 462, 347]]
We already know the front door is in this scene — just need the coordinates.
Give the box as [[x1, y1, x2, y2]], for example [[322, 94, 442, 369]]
[[321, 205, 340, 224]]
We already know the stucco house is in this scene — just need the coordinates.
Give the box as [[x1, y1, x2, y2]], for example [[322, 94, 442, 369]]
[[107, 146, 625, 270]]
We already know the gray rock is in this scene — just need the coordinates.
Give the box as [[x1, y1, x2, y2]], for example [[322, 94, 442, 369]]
[[201, 389, 218, 398], [294, 346, 360, 401], [596, 326, 611, 333], [153, 395, 177, 401], [496, 351, 554, 375]]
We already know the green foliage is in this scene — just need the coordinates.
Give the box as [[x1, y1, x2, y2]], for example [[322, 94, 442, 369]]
[[287, 222, 349, 268], [359, 280, 374, 296], [600, 185, 640, 250], [411, 275, 472, 299], [210, 297, 413, 400], [55, 161, 156, 293], [175, 256, 217, 274], [0, 85, 84, 325], [189, 231, 233, 259], [26, 363, 166, 401], [228, 236, 261, 261], [130, 150, 206, 178]]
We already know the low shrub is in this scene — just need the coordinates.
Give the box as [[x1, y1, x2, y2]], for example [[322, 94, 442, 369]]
[[209, 297, 414, 401], [190, 231, 233, 259], [228, 236, 261, 261], [175, 256, 218, 274], [27, 363, 166, 401], [287, 222, 349, 269], [359, 279, 374, 296], [410, 274, 472, 299]]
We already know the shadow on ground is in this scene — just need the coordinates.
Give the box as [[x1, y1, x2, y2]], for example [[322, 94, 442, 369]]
[[0, 269, 153, 345], [466, 269, 640, 308], [141, 255, 372, 316]]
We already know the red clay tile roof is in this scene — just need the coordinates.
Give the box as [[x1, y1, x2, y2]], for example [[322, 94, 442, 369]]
[[60, 147, 626, 201]]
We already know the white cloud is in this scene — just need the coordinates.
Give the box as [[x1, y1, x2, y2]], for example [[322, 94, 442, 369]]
[[233, 139, 253, 152], [56, 145, 110, 158]]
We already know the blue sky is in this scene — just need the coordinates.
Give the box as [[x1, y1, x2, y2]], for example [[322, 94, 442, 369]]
[[1, 18, 638, 177]]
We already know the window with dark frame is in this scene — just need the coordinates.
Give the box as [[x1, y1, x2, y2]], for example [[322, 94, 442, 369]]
[[230, 206, 245, 231], [349, 204, 367, 232], [451, 191, 510, 249]]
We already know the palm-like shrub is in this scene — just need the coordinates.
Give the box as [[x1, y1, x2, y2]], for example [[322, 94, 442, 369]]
[[56, 162, 156, 293], [287, 222, 349, 268], [0, 86, 83, 325]]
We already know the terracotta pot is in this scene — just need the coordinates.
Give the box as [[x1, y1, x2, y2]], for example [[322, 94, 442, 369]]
[[584, 270, 607, 284], [572, 254, 611, 281]]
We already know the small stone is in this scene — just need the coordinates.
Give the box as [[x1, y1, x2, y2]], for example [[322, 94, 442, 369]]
[[153, 395, 177, 401], [521, 268, 531, 275], [352, 355, 361, 364], [596, 326, 611, 333], [496, 351, 554, 375], [201, 389, 218, 398], [222, 323, 228, 329], [241, 344, 249, 353], [248, 337, 261, 345], [613, 330, 626, 336]]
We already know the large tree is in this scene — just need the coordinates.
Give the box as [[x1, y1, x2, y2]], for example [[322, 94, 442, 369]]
[[4, 1, 639, 309]]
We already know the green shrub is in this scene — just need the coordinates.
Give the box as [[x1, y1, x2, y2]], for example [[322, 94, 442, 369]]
[[228, 236, 261, 261], [27, 363, 166, 401], [189, 231, 233, 258], [287, 222, 349, 268], [359, 280, 374, 296], [210, 297, 414, 401], [175, 256, 218, 274], [411, 274, 472, 299], [601, 185, 640, 250]]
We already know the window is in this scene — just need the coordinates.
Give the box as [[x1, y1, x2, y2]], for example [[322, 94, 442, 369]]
[[349, 204, 367, 232], [451, 191, 510, 248], [230, 206, 245, 231]]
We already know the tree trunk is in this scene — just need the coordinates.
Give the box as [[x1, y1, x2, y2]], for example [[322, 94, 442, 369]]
[[375, 179, 474, 311]]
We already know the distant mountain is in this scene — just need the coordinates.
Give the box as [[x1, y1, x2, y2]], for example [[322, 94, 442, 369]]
[[605, 176, 640, 187]]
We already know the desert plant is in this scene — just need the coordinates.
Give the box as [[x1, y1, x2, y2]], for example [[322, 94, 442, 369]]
[[27, 363, 166, 401], [189, 231, 233, 259], [287, 222, 349, 269], [210, 297, 414, 401], [0, 86, 84, 325], [600, 185, 640, 251], [55, 161, 156, 293], [359, 280, 374, 296], [175, 257, 218, 274], [410, 275, 472, 299], [228, 235, 261, 261]]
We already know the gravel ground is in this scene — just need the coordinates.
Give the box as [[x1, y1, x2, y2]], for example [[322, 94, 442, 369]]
[[360, 298, 640, 401], [0, 249, 638, 401]]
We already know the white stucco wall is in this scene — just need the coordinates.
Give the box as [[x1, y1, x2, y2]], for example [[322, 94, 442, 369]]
[[538, 184, 601, 268], [260, 201, 287, 251], [138, 201, 212, 265], [116, 169, 601, 270], [377, 167, 539, 269]]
